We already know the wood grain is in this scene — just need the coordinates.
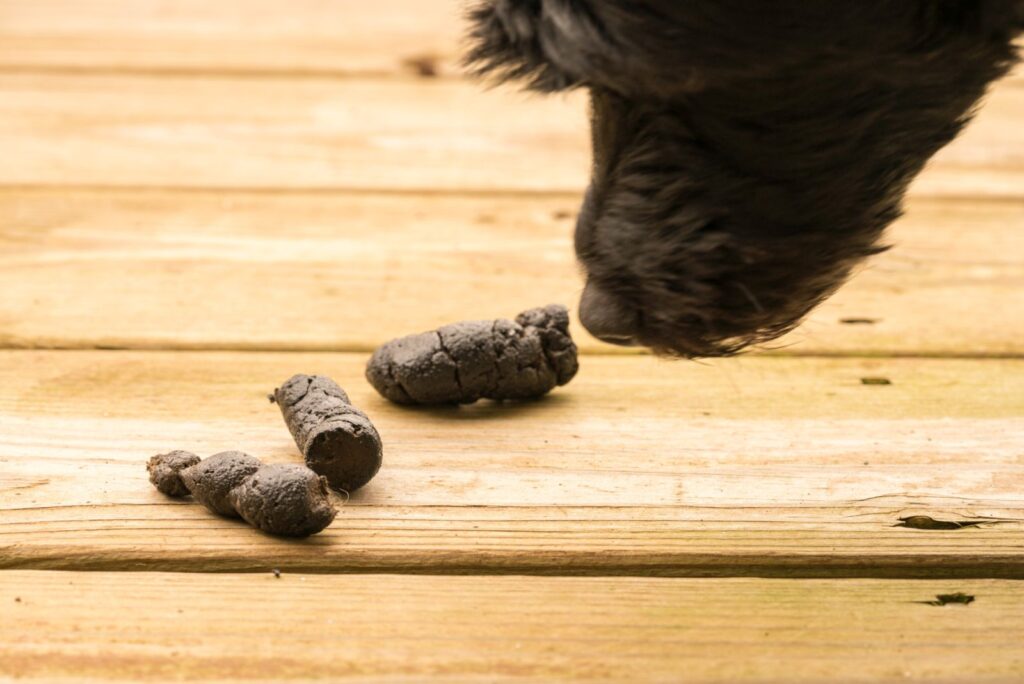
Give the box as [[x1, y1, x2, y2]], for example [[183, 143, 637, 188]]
[[2, 351, 1022, 575], [0, 0, 463, 77], [1, 189, 1021, 355], [1, 73, 1022, 196], [3, 571, 1023, 682]]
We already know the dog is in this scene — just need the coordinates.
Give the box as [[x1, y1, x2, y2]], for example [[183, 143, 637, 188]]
[[465, 1, 1024, 356]]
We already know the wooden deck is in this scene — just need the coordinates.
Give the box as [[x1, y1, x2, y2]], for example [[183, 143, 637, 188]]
[[1, 2, 1022, 681]]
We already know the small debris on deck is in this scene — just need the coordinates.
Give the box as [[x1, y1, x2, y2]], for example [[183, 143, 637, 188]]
[[921, 593, 975, 606], [402, 54, 440, 78]]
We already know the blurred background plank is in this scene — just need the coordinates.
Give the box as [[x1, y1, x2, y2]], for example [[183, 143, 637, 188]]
[[2, 351, 1021, 574], [3, 572, 1023, 682], [0, 74, 1022, 197], [0, 0, 1018, 88], [0, 0, 463, 77], [2, 190, 1021, 355], [0, 75, 587, 193]]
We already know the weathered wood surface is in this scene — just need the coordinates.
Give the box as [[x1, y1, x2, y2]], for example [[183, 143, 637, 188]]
[[1, 74, 1022, 197], [3, 571, 1023, 683], [2, 191, 1022, 355], [2, 351, 1021, 575]]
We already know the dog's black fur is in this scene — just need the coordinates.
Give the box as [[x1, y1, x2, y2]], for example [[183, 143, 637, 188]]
[[465, 1, 1024, 356]]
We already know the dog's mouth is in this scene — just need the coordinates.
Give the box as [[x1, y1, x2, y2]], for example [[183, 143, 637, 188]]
[[577, 274, 802, 359], [578, 281, 642, 347], [577, 280, 755, 357]]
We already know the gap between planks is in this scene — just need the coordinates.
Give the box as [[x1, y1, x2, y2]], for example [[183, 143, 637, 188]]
[[0, 64, 1020, 88], [6, 183, 1024, 203], [0, 65, 461, 80]]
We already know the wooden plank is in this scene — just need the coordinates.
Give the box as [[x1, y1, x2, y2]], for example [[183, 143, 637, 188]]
[[925, 77, 1024, 197], [0, 0, 463, 77], [1, 74, 1022, 196], [0, 74, 588, 193], [1, 351, 1022, 575], [3, 572, 1024, 683], [1, 189, 1021, 355]]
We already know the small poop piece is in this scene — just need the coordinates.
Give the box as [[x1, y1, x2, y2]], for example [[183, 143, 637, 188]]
[[147, 450, 200, 497], [147, 451, 336, 537], [365, 304, 579, 405], [272, 375, 383, 493]]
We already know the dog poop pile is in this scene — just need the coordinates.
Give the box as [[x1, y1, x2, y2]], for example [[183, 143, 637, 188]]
[[271, 374, 383, 493], [147, 450, 336, 537], [366, 304, 578, 405]]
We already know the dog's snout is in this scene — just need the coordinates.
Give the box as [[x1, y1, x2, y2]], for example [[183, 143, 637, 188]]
[[579, 281, 640, 346]]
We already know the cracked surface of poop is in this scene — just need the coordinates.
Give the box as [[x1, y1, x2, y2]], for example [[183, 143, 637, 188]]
[[366, 304, 579, 405], [272, 375, 383, 493], [179, 451, 262, 517]]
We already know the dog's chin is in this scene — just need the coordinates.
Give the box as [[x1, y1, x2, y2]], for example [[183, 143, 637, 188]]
[[577, 282, 710, 357], [577, 278, 809, 359]]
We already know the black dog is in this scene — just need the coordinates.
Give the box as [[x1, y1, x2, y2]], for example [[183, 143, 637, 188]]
[[465, 1, 1023, 356]]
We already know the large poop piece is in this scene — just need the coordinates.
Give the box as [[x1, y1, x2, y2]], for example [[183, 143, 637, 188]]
[[366, 304, 579, 405], [147, 451, 336, 538], [271, 375, 383, 493], [228, 464, 337, 539]]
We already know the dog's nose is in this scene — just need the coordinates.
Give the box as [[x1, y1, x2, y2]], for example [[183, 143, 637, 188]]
[[579, 281, 641, 346]]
